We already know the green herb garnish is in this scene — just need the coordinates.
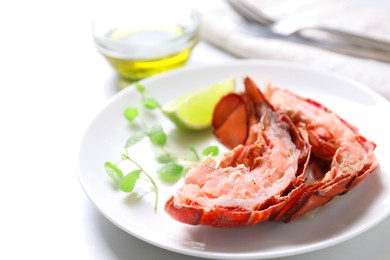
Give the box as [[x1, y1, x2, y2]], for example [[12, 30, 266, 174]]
[[202, 145, 219, 156], [105, 82, 220, 211]]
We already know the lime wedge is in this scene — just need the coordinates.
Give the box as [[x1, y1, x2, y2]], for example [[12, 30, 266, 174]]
[[162, 77, 236, 130]]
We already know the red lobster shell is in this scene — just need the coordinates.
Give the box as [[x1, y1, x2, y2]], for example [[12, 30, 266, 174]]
[[165, 77, 378, 227]]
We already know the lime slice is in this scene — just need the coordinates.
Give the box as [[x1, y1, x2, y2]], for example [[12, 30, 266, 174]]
[[162, 78, 236, 130]]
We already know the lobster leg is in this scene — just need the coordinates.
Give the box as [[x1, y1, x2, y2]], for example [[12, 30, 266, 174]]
[[212, 94, 249, 149]]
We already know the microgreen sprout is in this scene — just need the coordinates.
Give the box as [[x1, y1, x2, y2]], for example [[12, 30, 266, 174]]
[[202, 145, 219, 157], [105, 82, 220, 211]]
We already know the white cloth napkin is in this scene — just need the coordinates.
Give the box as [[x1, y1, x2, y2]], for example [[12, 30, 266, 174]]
[[200, 0, 390, 100]]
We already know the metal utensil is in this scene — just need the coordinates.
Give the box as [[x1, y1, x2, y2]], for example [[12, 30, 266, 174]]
[[227, 0, 390, 61]]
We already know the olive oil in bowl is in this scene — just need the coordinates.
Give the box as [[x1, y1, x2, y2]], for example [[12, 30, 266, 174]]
[[93, 8, 200, 82]]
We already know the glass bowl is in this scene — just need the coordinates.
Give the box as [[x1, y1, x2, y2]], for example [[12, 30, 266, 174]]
[[92, 3, 201, 81]]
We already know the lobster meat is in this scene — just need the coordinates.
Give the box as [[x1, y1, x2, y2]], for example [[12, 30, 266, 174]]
[[165, 77, 378, 227]]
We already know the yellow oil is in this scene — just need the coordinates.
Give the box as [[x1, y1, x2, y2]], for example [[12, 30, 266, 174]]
[[100, 26, 197, 81], [103, 48, 192, 81]]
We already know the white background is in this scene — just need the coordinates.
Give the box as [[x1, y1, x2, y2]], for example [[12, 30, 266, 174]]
[[0, 0, 389, 259]]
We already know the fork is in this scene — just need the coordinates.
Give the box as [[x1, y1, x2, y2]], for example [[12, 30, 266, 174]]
[[227, 0, 390, 60]]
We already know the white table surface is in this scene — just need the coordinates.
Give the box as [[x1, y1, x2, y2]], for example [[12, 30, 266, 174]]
[[1, 0, 389, 259]]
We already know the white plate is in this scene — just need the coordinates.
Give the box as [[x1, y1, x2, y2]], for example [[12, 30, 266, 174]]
[[78, 60, 390, 259]]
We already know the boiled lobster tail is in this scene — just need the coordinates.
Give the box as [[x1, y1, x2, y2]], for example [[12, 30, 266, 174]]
[[165, 77, 311, 226], [263, 86, 378, 221]]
